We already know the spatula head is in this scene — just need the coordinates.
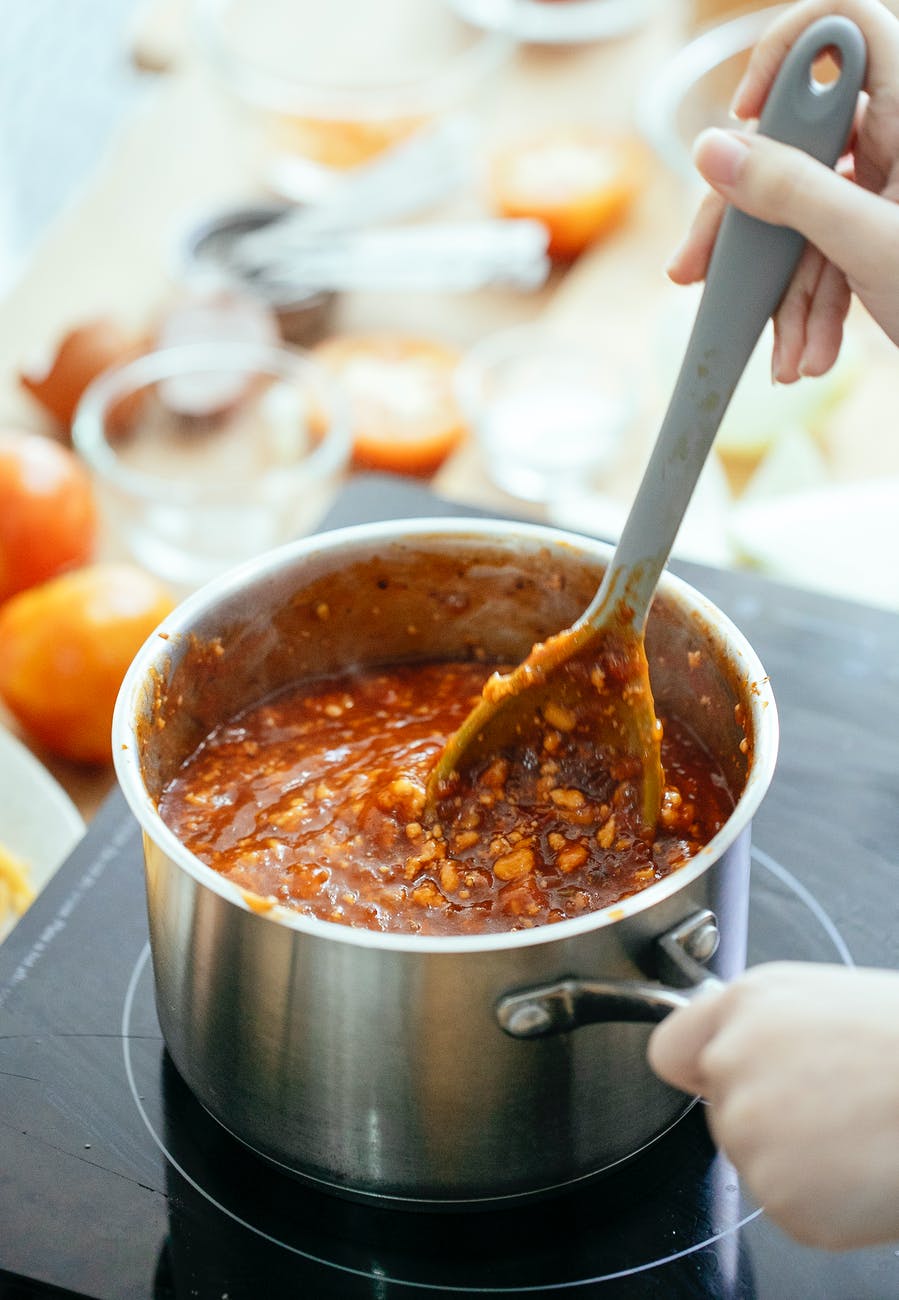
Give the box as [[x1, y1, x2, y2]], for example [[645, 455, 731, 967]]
[[426, 620, 664, 834]]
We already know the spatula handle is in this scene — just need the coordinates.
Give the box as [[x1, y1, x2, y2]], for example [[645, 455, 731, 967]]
[[587, 15, 866, 630]]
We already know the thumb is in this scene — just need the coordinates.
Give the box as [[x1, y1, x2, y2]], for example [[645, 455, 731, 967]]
[[692, 127, 898, 294], [646, 987, 729, 1098]]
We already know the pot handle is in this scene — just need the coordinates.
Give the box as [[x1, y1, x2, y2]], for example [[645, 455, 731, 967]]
[[496, 910, 725, 1039]]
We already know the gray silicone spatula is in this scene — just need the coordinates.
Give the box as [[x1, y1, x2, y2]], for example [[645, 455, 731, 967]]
[[426, 15, 866, 828]]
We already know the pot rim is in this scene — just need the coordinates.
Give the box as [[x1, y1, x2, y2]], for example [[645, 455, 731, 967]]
[[113, 516, 779, 954]]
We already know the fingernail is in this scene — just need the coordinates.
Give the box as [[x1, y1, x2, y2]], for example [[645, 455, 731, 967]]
[[729, 72, 752, 116], [771, 338, 783, 385], [693, 128, 750, 188], [665, 240, 687, 278]]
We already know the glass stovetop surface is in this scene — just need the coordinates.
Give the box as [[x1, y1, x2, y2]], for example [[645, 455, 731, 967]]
[[2, 477, 897, 1299]]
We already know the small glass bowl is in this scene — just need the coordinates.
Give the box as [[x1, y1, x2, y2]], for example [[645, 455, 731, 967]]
[[72, 341, 350, 592], [456, 325, 634, 504], [637, 5, 786, 182], [194, 0, 510, 196]]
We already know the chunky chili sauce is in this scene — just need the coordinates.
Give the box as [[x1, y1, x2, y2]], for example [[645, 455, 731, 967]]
[[158, 659, 735, 935]]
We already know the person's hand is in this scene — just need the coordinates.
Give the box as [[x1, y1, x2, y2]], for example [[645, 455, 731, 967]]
[[668, 0, 899, 382], [647, 961, 899, 1249]]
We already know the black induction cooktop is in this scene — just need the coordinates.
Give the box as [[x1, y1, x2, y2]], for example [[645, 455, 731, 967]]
[[1, 474, 898, 1299]]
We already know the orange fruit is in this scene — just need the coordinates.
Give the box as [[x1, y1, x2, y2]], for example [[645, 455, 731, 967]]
[[490, 128, 649, 261], [0, 430, 97, 604], [0, 564, 174, 764], [314, 333, 466, 476]]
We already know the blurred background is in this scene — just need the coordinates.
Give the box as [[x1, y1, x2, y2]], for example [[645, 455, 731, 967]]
[[0, 0, 144, 291], [1, 0, 898, 611]]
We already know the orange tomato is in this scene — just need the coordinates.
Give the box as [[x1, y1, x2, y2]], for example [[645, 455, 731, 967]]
[[0, 564, 174, 764], [0, 430, 98, 604], [489, 128, 649, 262], [313, 333, 466, 476]]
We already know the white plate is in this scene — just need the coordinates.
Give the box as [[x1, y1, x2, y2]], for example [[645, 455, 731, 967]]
[[0, 727, 85, 943], [730, 478, 899, 611], [444, 0, 658, 45]]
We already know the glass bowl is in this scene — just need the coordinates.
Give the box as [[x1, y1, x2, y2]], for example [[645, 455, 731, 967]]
[[638, 4, 787, 182], [72, 340, 350, 592], [456, 324, 634, 503], [194, 0, 510, 197]]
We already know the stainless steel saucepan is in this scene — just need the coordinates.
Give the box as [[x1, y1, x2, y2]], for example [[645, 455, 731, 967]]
[[113, 519, 777, 1207]]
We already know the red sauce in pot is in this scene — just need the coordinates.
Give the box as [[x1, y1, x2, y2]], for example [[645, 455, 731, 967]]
[[158, 659, 734, 935]]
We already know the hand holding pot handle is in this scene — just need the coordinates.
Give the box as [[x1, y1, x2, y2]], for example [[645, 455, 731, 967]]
[[498, 922, 899, 1251], [648, 961, 899, 1251]]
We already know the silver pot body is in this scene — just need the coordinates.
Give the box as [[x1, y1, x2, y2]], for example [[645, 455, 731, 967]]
[[113, 519, 778, 1206]]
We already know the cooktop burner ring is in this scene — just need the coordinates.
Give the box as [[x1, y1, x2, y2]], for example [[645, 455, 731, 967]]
[[120, 844, 854, 1293]]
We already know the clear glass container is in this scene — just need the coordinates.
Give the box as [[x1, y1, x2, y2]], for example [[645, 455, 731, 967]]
[[637, 5, 786, 182], [456, 325, 634, 503], [72, 340, 350, 592], [194, 0, 510, 200]]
